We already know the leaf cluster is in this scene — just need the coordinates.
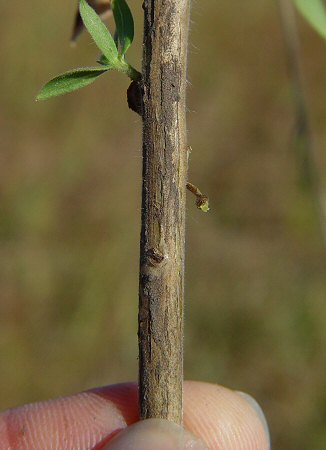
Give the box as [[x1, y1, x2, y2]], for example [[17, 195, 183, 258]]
[[37, 0, 140, 101]]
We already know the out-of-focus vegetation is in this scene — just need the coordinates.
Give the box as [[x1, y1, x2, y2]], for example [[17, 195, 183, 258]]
[[1, 1, 326, 448]]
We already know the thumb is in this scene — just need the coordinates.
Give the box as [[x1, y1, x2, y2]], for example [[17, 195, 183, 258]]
[[102, 418, 209, 450]]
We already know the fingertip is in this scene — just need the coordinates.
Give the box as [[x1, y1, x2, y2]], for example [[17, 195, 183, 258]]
[[184, 381, 270, 450], [102, 419, 209, 450], [0, 384, 138, 450], [236, 391, 270, 448]]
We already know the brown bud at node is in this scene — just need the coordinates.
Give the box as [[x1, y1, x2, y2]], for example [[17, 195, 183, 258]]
[[127, 80, 143, 116]]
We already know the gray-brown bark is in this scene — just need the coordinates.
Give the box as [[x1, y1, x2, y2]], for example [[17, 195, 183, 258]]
[[138, 0, 191, 423]]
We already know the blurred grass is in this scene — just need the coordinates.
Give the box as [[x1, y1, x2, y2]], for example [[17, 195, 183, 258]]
[[1, 0, 326, 448]]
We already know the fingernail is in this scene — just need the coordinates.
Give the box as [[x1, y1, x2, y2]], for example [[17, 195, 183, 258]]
[[102, 418, 209, 450], [236, 391, 271, 449]]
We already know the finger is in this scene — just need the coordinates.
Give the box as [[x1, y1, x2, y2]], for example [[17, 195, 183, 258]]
[[102, 418, 208, 450], [0, 381, 270, 450], [0, 383, 138, 450], [184, 381, 270, 450]]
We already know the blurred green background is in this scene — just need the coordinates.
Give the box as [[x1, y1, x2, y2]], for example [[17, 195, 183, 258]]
[[1, 0, 326, 448]]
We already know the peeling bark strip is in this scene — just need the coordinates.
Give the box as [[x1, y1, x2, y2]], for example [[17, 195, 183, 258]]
[[138, 0, 191, 423]]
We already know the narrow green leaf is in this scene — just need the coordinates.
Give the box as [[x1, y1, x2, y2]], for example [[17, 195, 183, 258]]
[[79, 0, 119, 63], [114, 29, 119, 49], [112, 0, 134, 55], [97, 54, 111, 66], [293, 0, 326, 40], [36, 67, 109, 100]]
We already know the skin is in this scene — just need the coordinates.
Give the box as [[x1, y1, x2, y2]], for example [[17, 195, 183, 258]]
[[0, 381, 270, 450]]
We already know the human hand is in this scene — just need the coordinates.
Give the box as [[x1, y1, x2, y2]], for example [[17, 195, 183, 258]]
[[0, 381, 270, 449]]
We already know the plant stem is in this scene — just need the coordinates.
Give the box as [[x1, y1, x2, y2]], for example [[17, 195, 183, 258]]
[[125, 63, 142, 81], [138, 0, 191, 424], [115, 59, 141, 81], [278, 0, 326, 247]]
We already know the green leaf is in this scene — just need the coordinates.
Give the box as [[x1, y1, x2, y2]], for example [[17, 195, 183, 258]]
[[293, 0, 326, 40], [97, 54, 111, 66], [114, 29, 119, 49], [112, 0, 134, 55], [36, 67, 109, 100], [79, 0, 119, 64]]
